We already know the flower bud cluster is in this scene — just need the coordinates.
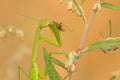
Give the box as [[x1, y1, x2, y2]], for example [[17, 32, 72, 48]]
[[65, 51, 77, 71], [0, 26, 24, 40], [93, 2, 102, 11], [0, 26, 7, 39], [59, 0, 81, 16]]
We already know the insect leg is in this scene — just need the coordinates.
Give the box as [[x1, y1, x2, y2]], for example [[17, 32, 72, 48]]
[[18, 66, 29, 80]]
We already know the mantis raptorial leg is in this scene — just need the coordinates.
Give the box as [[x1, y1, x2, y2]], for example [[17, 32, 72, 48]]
[[18, 19, 63, 80]]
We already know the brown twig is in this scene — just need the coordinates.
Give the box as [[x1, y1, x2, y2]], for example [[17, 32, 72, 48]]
[[67, 0, 101, 79]]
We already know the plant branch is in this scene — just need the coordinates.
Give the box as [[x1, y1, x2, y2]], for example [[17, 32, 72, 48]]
[[78, 9, 97, 55], [67, 0, 101, 79]]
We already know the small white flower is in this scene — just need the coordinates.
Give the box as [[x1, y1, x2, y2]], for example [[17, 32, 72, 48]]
[[93, 3, 98, 10], [69, 51, 76, 60], [65, 50, 77, 71], [8, 26, 16, 34], [65, 59, 73, 67], [97, 2, 102, 11], [93, 2, 102, 11], [0, 27, 6, 38], [71, 64, 75, 71], [67, 1, 73, 10], [16, 28, 24, 40]]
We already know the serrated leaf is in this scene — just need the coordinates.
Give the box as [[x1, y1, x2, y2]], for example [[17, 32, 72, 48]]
[[109, 20, 112, 37], [83, 37, 120, 52], [102, 3, 120, 10], [43, 48, 63, 80]]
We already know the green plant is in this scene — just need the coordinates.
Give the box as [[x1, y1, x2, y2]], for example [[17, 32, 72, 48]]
[[18, 0, 120, 80]]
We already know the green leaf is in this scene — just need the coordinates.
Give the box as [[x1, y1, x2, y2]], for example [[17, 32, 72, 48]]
[[109, 20, 112, 37], [102, 3, 120, 10], [110, 75, 116, 80], [83, 37, 120, 52], [43, 48, 63, 80], [75, 55, 80, 60], [81, 0, 86, 5]]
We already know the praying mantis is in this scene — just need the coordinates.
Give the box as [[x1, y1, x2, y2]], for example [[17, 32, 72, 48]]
[[18, 19, 69, 80]]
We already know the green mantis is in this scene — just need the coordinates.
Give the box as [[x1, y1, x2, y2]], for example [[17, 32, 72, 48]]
[[18, 19, 68, 80]]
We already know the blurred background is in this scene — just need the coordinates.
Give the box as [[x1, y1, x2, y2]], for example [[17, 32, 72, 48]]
[[0, 0, 120, 80]]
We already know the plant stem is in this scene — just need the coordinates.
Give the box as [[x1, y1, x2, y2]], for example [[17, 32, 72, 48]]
[[78, 9, 97, 55], [67, 0, 101, 79]]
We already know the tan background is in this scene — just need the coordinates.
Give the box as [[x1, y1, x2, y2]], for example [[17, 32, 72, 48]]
[[0, 0, 120, 80]]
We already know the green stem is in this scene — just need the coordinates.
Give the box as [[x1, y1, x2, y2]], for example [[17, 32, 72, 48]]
[[32, 27, 41, 62]]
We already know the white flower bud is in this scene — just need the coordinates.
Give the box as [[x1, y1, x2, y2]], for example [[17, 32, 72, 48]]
[[98, 2, 101, 11], [67, 1, 73, 10], [16, 28, 24, 40], [8, 26, 16, 34], [65, 59, 73, 67], [65, 60, 70, 67], [71, 64, 75, 71], [93, 2, 102, 11], [93, 3, 98, 10], [0, 26, 6, 38], [69, 51, 77, 60], [65, 50, 77, 71]]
